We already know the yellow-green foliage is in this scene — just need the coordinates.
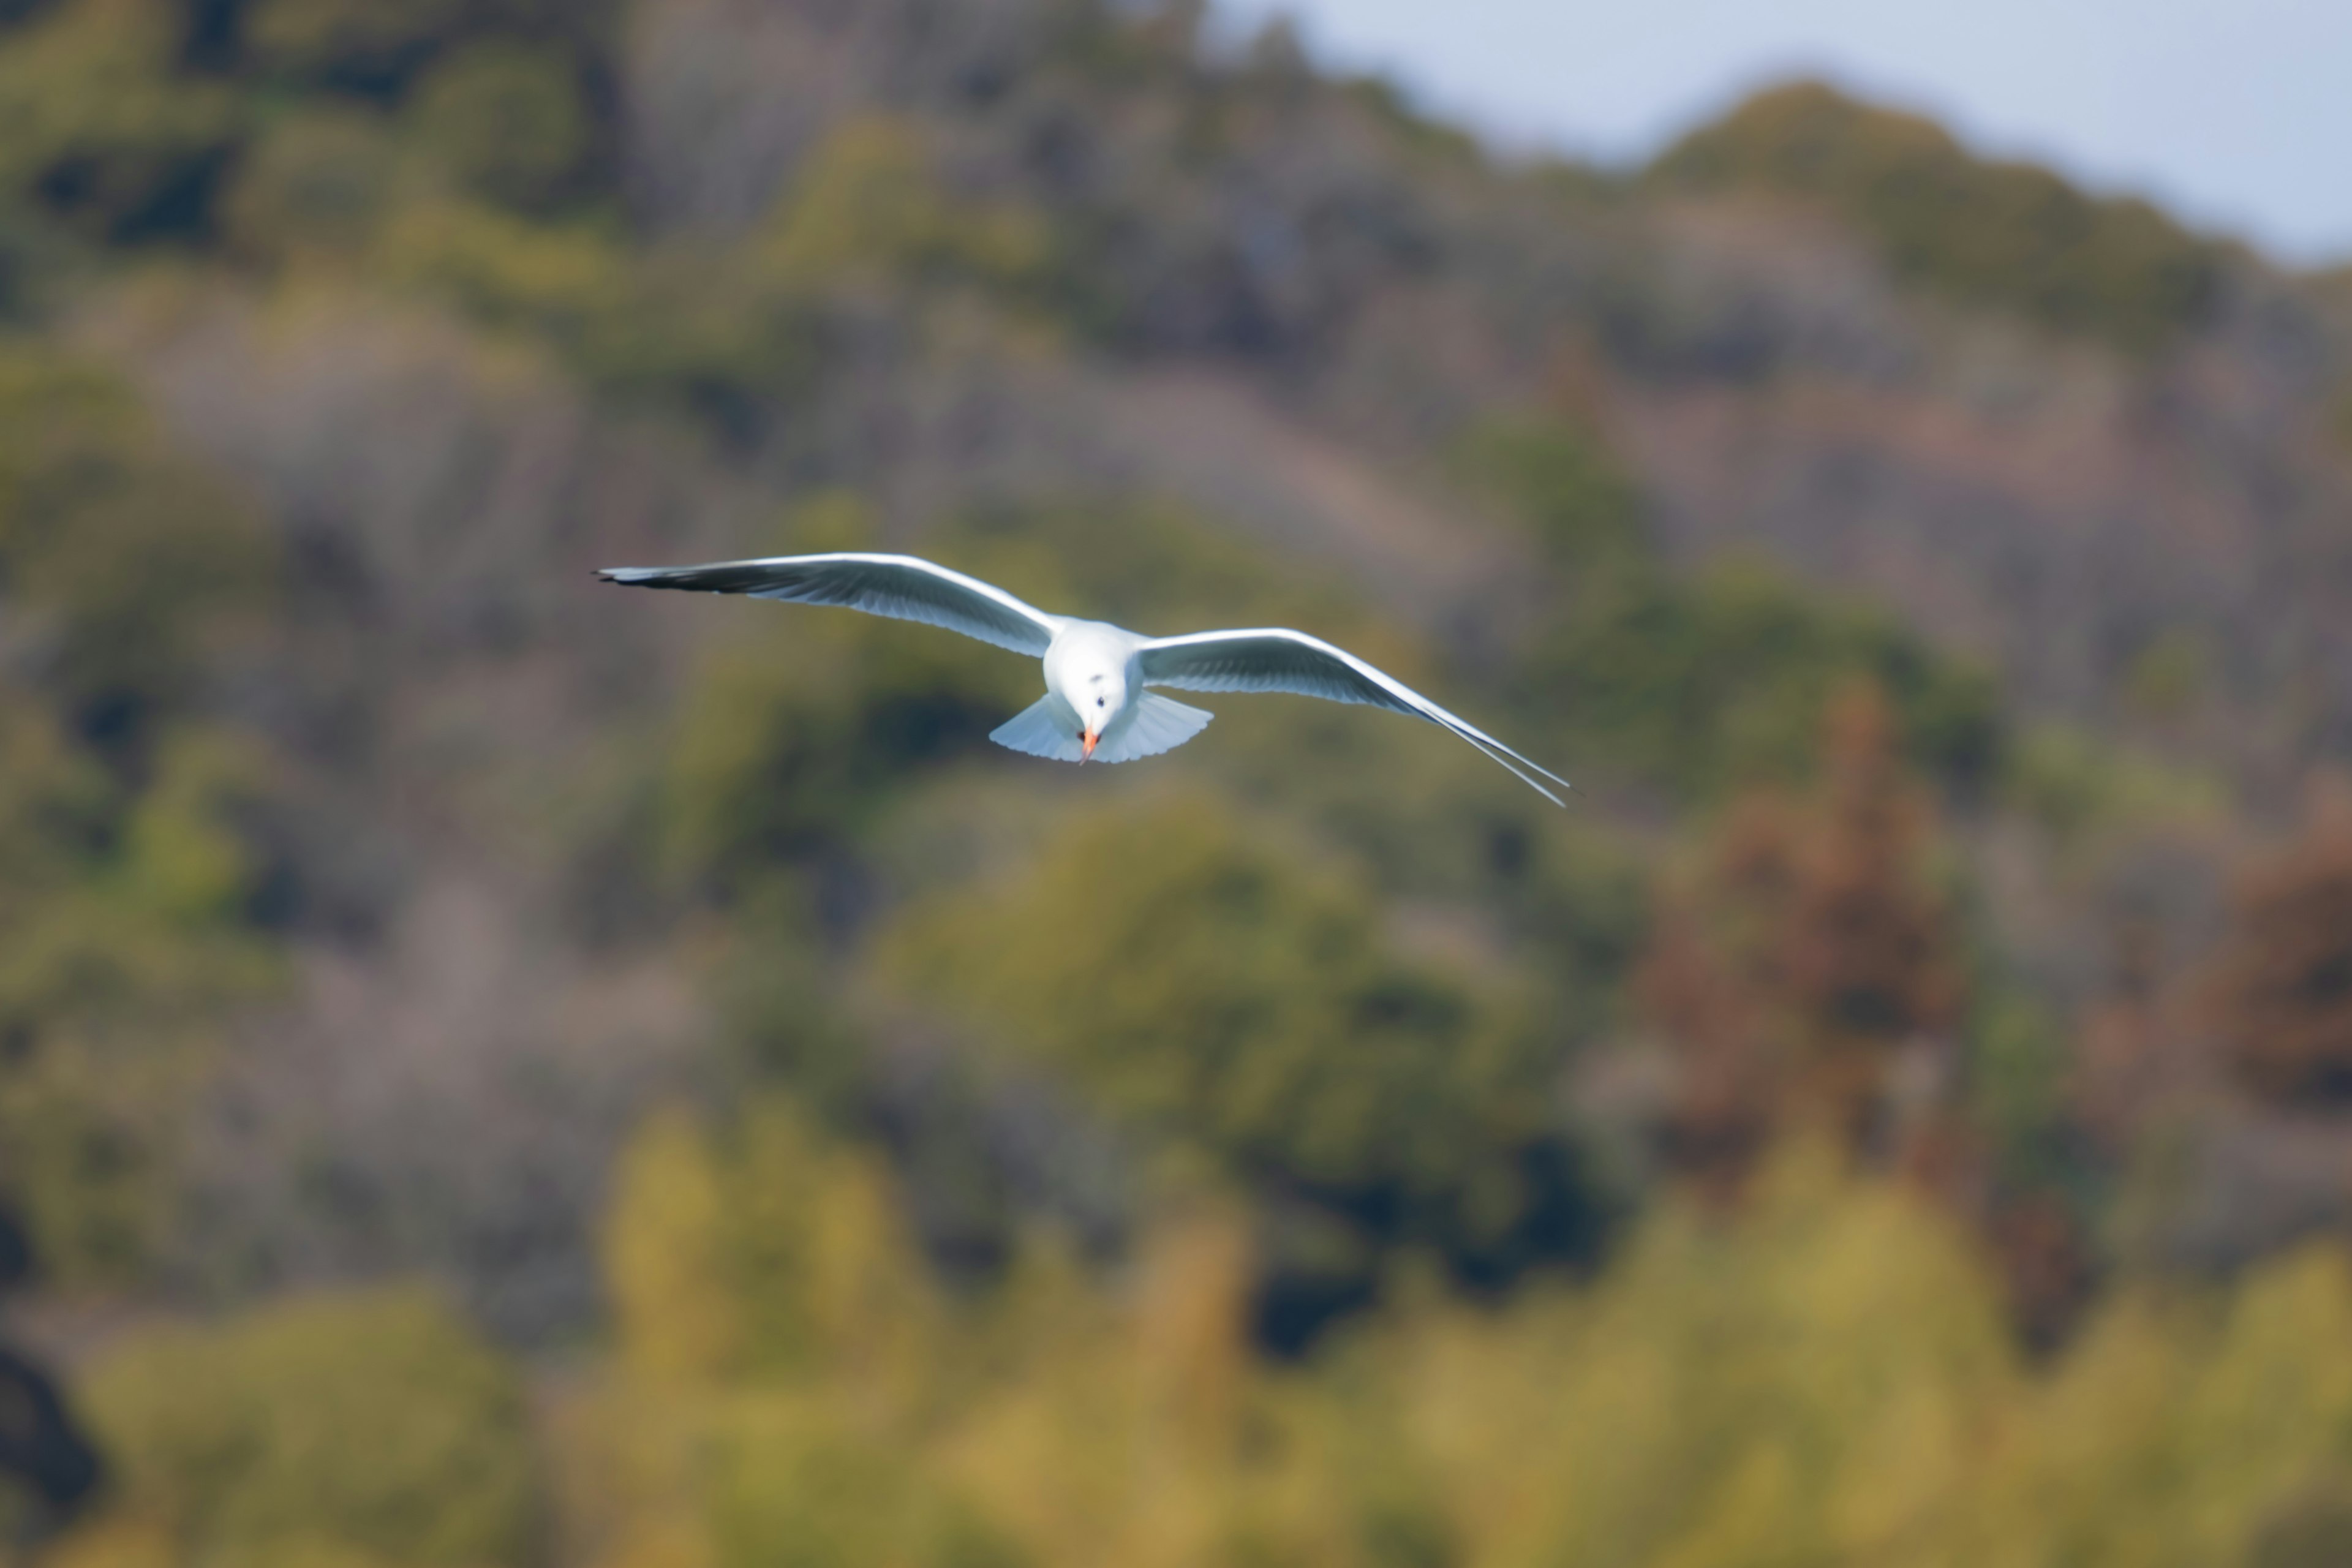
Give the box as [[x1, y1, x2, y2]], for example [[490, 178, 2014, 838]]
[[1462, 420, 2002, 800], [603, 1101, 940, 1392], [1651, 81, 2227, 354], [656, 500, 1033, 886], [937, 497, 1365, 646], [50, 1109, 2352, 1568], [1964, 1246, 2352, 1567], [72, 1286, 534, 1567], [2123, 627, 2211, 721], [407, 43, 588, 211], [1348, 1147, 2010, 1567], [1376, 1170, 2352, 1568], [0, 726, 279, 1281], [0, 350, 279, 1285], [760, 118, 1050, 297], [0, 348, 270, 729], [574, 1112, 2352, 1568], [700, 1409, 1027, 1568], [579, 1103, 1013, 1568], [2000, 720, 2226, 843], [378, 198, 631, 342], [1451, 418, 1648, 575], [577, 1105, 1384, 1568], [1527, 551, 2003, 799], [244, 0, 475, 89], [649, 487, 1450, 917], [934, 1216, 1353, 1568], [883, 795, 1544, 1204], [223, 107, 404, 260], [0, 0, 238, 239]]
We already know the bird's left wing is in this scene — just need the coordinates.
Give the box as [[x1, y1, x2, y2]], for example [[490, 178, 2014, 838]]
[[1137, 628, 1568, 804], [595, 552, 1065, 656]]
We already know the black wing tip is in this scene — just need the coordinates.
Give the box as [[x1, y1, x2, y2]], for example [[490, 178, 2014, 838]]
[[594, 563, 794, 594]]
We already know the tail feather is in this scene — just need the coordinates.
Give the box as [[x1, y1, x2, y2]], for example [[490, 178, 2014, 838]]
[[990, 695, 1086, 761], [989, 693, 1214, 765], [1091, 693, 1213, 763]]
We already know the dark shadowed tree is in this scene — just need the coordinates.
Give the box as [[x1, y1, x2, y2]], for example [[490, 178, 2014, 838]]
[[2204, 783, 2352, 1107], [0, 1205, 102, 1535]]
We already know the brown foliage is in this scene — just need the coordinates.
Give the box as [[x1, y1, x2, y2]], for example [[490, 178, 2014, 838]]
[[1640, 684, 1962, 1192], [2205, 786, 2352, 1107], [1985, 1193, 2095, 1352]]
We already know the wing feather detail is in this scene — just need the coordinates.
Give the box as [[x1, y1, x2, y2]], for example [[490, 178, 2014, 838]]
[[596, 552, 1064, 655], [1139, 628, 1568, 804]]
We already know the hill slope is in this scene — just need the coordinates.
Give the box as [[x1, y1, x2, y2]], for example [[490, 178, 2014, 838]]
[[1, 0, 2348, 1382]]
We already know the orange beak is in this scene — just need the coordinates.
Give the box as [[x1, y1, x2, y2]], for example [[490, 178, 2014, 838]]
[[1081, 728, 1099, 761]]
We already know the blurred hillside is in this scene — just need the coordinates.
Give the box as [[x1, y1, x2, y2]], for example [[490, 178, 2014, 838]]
[[4, 0, 2352, 1562]]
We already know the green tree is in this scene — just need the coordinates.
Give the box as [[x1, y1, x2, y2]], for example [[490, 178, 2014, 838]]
[[883, 793, 1593, 1326], [1649, 81, 2226, 353], [1466, 420, 2002, 802], [0, 350, 279, 1285], [758, 118, 1049, 297], [244, 0, 476, 94], [0, 0, 238, 242], [589, 1103, 1021, 1568], [0, 349, 270, 744], [1354, 1145, 2015, 1568], [78, 1287, 535, 1566], [222, 107, 402, 260], [658, 603, 1027, 892], [407, 43, 588, 212]]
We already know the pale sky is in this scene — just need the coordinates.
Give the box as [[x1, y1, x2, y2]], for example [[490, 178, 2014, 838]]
[[1216, 0, 2352, 267]]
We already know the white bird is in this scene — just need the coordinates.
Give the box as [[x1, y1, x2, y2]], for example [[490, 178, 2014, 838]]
[[597, 552, 1568, 804]]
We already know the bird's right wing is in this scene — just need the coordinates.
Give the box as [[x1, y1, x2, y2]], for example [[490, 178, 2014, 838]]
[[595, 552, 1065, 656], [1137, 627, 1568, 804]]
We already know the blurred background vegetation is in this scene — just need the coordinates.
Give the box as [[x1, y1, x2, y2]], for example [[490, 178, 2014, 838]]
[[1, 0, 2351, 1562]]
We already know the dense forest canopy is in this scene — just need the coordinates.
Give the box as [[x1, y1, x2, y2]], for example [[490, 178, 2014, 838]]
[[2, 0, 2351, 1562]]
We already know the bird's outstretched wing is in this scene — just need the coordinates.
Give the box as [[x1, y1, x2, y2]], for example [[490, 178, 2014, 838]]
[[1139, 628, 1569, 804], [595, 552, 1065, 656]]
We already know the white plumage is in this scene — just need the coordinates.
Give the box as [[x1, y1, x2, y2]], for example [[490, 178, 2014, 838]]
[[597, 552, 1568, 804]]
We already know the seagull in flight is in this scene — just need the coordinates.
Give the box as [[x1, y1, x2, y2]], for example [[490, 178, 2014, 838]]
[[597, 553, 1568, 803]]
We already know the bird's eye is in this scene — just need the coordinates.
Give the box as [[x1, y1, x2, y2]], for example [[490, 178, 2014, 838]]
[[1096, 698, 1105, 707]]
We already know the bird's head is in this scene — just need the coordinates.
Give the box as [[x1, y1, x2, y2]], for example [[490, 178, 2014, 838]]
[[1058, 661, 1128, 759]]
